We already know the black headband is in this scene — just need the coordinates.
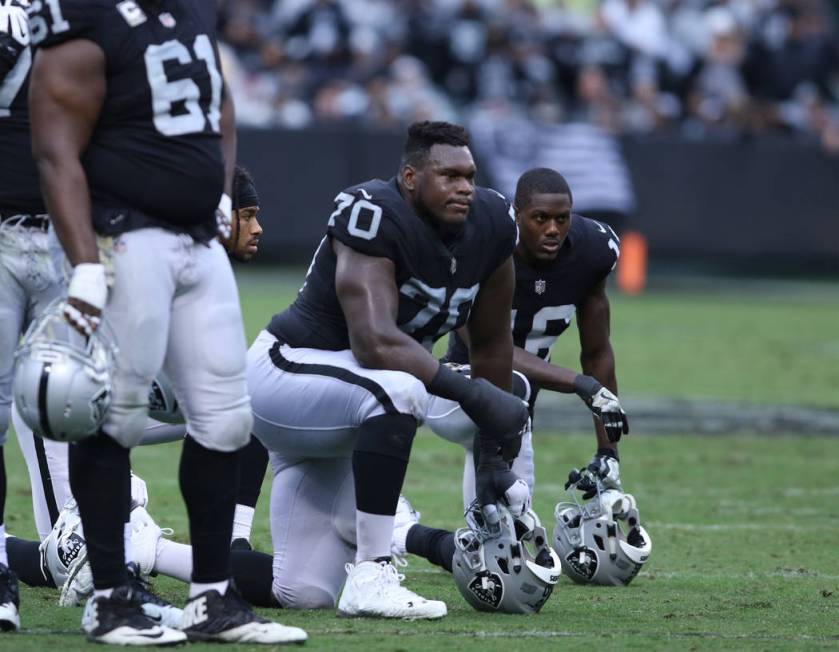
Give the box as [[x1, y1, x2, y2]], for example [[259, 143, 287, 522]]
[[234, 177, 260, 211]]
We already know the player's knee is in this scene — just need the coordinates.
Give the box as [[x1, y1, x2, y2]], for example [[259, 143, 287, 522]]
[[104, 402, 151, 448], [273, 580, 337, 610], [355, 413, 417, 462], [512, 371, 531, 402], [189, 401, 253, 452], [384, 374, 429, 422], [426, 408, 475, 449]]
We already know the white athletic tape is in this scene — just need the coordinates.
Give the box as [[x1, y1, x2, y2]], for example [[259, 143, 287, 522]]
[[68, 263, 107, 311]]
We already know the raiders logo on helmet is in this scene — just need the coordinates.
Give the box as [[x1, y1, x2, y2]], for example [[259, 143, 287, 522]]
[[566, 547, 598, 580], [467, 572, 504, 609], [56, 530, 85, 568]]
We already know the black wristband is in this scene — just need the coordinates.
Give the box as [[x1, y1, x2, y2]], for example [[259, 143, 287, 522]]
[[597, 447, 619, 461], [573, 374, 602, 400], [428, 364, 477, 405]]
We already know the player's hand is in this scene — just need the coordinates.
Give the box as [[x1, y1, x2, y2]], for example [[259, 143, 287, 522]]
[[130, 472, 149, 509], [216, 193, 232, 239], [462, 378, 529, 461], [586, 453, 622, 497], [573, 375, 629, 442], [65, 263, 107, 336], [476, 453, 531, 524]]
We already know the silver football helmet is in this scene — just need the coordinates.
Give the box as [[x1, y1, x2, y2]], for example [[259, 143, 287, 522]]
[[13, 300, 116, 442], [453, 501, 561, 614], [147, 372, 184, 424], [553, 470, 651, 586]]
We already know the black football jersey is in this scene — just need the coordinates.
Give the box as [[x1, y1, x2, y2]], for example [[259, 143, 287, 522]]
[[28, 0, 225, 238], [445, 214, 620, 364], [0, 0, 44, 215], [269, 177, 517, 351]]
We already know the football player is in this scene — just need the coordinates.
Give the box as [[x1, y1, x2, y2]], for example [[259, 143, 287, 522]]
[[397, 167, 629, 569], [0, 0, 64, 631], [228, 121, 531, 619], [27, 0, 303, 645]]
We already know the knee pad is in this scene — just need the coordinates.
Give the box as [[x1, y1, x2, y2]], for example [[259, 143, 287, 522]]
[[189, 402, 253, 453], [425, 403, 475, 449], [103, 403, 149, 448], [354, 413, 417, 462], [383, 374, 429, 422], [273, 581, 337, 610]]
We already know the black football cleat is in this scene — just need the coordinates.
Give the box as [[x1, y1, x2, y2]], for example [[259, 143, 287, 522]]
[[81, 584, 186, 646], [181, 583, 307, 644], [0, 564, 20, 632]]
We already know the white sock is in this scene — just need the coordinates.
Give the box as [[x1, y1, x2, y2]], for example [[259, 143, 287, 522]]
[[355, 510, 394, 562], [94, 588, 114, 599], [462, 449, 476, 511], [0, 524, 7, 566], [231, 504, 255, 542], [189, 580, 229, 599], [124, 521, 132, 567], [153, 538, 193, 583]]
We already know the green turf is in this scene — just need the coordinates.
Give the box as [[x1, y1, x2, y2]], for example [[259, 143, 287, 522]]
[[3, 271, 839, 649]]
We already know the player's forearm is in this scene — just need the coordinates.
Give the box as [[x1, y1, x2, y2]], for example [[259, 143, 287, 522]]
[[470, 339, 513, 392], [35, 155, 98, 265], [512, 346, 578, 393], [349, 329, 439, 385], [581, 345, 618, 394]]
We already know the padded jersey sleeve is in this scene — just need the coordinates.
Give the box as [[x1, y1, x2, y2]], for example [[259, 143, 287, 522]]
[[485, 188, 518, 271], [27, 0, 103, 49], [326, 187, 405, 262], [589, 218, 621, 281]]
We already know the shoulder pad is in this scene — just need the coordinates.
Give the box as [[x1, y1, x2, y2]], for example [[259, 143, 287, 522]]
[[28, 0, 101, 49]]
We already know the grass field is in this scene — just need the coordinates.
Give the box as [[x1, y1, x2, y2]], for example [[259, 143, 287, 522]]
[[4, 270, 839, 650]]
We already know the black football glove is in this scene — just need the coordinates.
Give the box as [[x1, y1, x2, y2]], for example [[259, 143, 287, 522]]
[[573, 375, 629, 443], [475, 452, 531, 529]]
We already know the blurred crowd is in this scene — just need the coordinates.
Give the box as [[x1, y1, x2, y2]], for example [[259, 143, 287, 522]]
[[218, 0, 839, 146]]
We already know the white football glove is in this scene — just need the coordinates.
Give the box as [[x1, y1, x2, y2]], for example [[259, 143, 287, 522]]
[[65, 263, 107, 336], [130, 472, 149, 509], [216, 193, 232, 239], [587, 454, 622, 493], [573, 375, 629, 442]]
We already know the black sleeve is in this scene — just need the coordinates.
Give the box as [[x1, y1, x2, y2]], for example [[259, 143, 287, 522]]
[[327, 188, 404, 262], [589, 218, 621, 281], [487, 189, 518, 274], [28, 0, 102, 49]]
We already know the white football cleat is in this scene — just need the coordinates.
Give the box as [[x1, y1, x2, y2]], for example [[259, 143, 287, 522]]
[[59, 548, 93, 607], [337, 560, 447, 620], [391, 495, 421, 559], [0, 564, 20, 632]]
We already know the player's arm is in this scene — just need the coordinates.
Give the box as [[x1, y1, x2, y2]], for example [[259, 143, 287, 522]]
[[466, 256, 515, 391], [334, 240, 528, 459], [334, 239, 439, 383], [577, 277, 625, 452], [30, 41, 103, 265]]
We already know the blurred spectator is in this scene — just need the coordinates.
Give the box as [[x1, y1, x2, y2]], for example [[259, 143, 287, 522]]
[[216, 0, 839, 146]]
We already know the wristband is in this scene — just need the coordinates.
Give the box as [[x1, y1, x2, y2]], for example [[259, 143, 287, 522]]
[[573, 374, 602, 400], [596, 447, 619, 461], [68, 263, 107, 310], [428, 363, 477, 405]]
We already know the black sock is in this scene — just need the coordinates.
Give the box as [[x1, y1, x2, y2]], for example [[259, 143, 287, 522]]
[[69, 433, 130, 590], [0, 446, 5, 531], [353, 414, 417, 515], [230, 549, 277, 607], [406, 525, 456, 573], [236, 435, 268, 509], [179, 434, 240, 583], [7, 536, 54, 587]]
